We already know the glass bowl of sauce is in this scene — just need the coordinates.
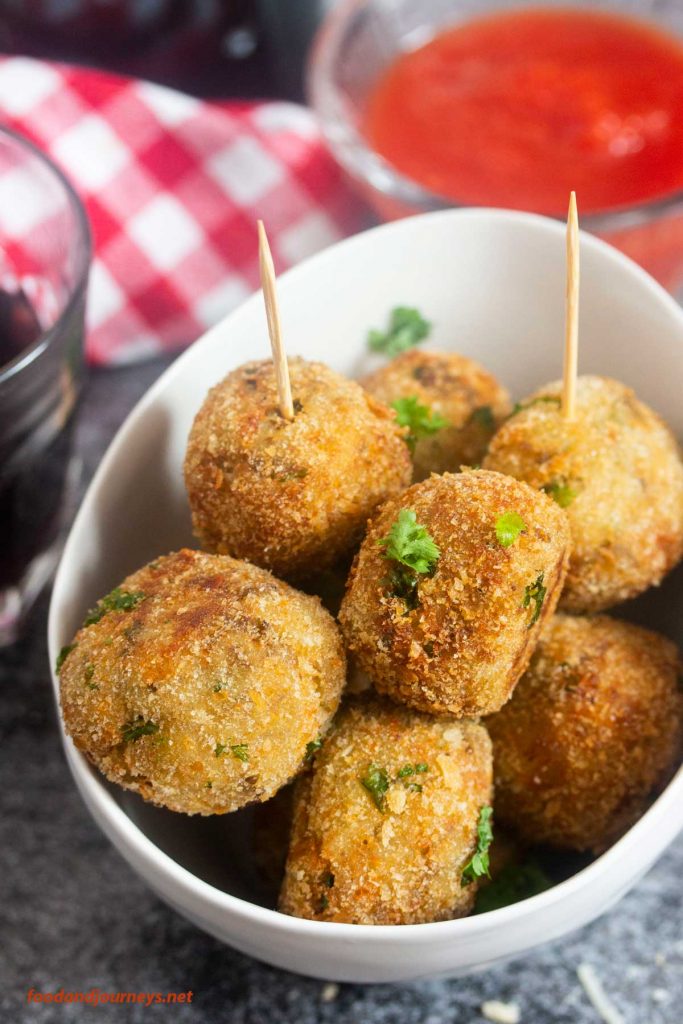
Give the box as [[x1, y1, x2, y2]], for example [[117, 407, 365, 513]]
[[0, 128, 90, 645], [309, 0, 683, 295]]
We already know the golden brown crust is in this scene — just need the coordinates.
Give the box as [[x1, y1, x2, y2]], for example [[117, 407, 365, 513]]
[[483, 376, 683, 612], [184, 358, 412, 579], [487, 613, 683, 852], [362, 349, 511, 481], [59, 549, 346, 815], [338, 469, 571, 717], [279, 696, 493, 924]]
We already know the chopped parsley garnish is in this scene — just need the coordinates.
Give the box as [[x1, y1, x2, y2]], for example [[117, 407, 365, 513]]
[[305, 737, 323, 761], [230, 743, 249, 762], [475, 860, 552, 914], [542, 479, 578, 508], [461, 806, 494, 886], [205, 780, 213, 790], [391, 396, 449, 454], [55, 643, 76, 674], [212, 682, 224, 693], [397, 762, 429, 778], [379, 509, 440, 609], [470, 405, 495, 430], [368, 306, 431, 357], [122, 718, 158, 743], [317, 894, 329, 913], [214, 743, 227, 757], [323, 871, 335, 888], [361, 764, 390, 811], [511, 395, 561, 417], [84, 663, 95, 682], [405, 782, 423, 793], [84, 588, 146, 627], [523, 572, 547, 628], [495, 511, 527, 548]]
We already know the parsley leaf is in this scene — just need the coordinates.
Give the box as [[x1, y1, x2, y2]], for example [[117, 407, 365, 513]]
[[397, 762, 429, 778], [511, 395, 561, 417], [84, 588, 146, 627], [55, 643, 76, 674], [470, 405, 495, 430], [542, 479, 578, 508], [230, 743, 249, 762], [462, 806, 494, 886], [391, 396, 449, 454], [475, 860, 552, 914], [380, 509, 440, 575], [368, 307, 431, 357], [523, 572, 547, 627], [495, 511, 527, 548], [305, 737, 323, 762], [122, 718, 158, 743], [214, 743, 227, 757], [361, 764, 390, 811]]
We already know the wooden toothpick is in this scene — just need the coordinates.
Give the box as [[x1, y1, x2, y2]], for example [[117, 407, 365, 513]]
[[562, 191, 580, 420], [257, 220, 294, 420]]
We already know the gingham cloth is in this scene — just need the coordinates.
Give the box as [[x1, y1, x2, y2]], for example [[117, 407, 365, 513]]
[[0, 56, 365, 364]]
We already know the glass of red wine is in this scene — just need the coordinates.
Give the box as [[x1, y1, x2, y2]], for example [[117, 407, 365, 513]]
[[0, 127, 90, 646]]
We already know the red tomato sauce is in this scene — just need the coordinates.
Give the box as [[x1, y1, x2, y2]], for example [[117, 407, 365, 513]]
[[364, 8, 683, 216]]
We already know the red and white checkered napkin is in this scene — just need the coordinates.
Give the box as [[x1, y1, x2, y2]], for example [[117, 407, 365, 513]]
[[0, 56, 365, 364]]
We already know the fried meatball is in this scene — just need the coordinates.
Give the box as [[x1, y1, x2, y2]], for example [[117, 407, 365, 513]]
[[58, 549, 346, 815], [279, 697, 493, 924], [487, 613, 683, 852], [184, 358, 411, 579], [339, 469, 571, 717], [483, 376, 683, 612], [362, 349, 511, 480]]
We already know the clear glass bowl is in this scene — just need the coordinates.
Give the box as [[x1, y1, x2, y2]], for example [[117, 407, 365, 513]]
[[308, 0, 683, 296], [0, 127, 91, 646]]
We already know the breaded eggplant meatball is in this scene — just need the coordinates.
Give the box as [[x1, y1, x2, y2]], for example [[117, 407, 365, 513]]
[[279, 697, 493, 924], [184, 358, 411, 579], [58, 549, 346, 815], [339, 470, 571, 717], [483, 376, 683, 612], [362, 349, 511, 480], [487, 613, 683, 852]]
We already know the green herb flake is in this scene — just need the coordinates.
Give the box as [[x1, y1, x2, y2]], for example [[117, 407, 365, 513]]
[[391, 395, 449, 454], [84, 663, 95, 682], [495, 511, 527, 548], [230, 743, 249, 763], [397, 762, 429, 779], [461, 806, 494, 886], [475, 860, 553, 914], [361, 763, 390, 812], [212, 682, 224, 693], [214, 743, 227, 758], [368, 306, 431, 357], [542, 479, 578, 508], [323, 871, 335, 888], [380, 509, 440, 609], [405, 782, 423, 793], [122, 718, 159, 743], [55, 643, 77, 674], [84, 588, 146, 627], [317, 894, 329, 913], [470, 405, 495, 430], [523, 572, 547, 628], [305, 737, 323, 762], [205, 780, 213, 790], [380, 509, 440, 576], [511, 395, 561, 417]]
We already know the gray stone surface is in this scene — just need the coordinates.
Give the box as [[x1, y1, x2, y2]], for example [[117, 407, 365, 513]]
[[1, 358, 681, 1023]]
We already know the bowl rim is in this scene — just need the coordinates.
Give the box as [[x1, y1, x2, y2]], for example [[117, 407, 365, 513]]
[[307, 0, 683, 228], [49, 206, 683, 942]]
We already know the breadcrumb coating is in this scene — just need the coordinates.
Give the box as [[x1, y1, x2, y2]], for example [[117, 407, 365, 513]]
[[483, 376, 683, 612], [339, 470, 571, 717], [362, 349, 511, 480], [184, 358, 412, 579], [59, 549, 346, 815], [487, 613, 683, 852], [279, 696, 493, 924]]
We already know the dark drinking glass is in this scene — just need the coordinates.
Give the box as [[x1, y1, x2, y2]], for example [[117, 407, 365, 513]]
[[0, 128, 90, 645]]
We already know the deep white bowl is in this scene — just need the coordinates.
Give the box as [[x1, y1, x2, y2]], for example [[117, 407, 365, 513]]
[[48, 209, 683, 983]]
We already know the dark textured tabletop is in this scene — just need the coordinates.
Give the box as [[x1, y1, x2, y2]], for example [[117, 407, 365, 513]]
[[2, 357, 682, 1024]]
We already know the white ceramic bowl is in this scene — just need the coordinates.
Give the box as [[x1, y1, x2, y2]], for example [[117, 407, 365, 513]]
[[48, 209, 683, 983]]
